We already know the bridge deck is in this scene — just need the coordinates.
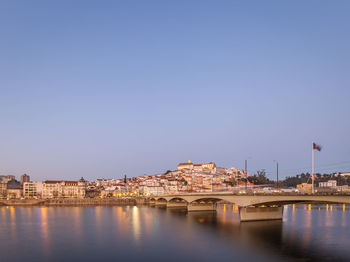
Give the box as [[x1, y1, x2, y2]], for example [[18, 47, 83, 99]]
[[151, 193, 350, 207]]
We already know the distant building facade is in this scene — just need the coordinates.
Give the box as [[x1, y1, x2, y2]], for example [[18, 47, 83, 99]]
[[139, 185, 165, 196], [0, 175, 15, 183], [319, 180, 337, 188], [23, 182, 43, 198], [20, 174, 30, 186], [335, 172, 350, 177], [42, 180, 86, 199], [7, 179, 21, 189], [7, 188, 22, 199], [0, 183, 7, 198], [177, 160, 216, 171], [297, 183, 312, 193]]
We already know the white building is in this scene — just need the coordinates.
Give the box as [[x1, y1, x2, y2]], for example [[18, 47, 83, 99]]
[[42, 180, 86, 199], [336, 172, 350, 177], [319, 180, 337, 188], [23, 182, 43, 198], [177, 160, 216, 171], [139, 186, 164, 196]]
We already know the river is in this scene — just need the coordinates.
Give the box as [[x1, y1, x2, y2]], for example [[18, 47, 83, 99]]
[[0, 204, 349, 261]]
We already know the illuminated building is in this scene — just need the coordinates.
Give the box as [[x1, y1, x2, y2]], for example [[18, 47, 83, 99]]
[[42, 180, 86, 198], [177, 160, 216, 170], [23, 182, 43, 198], [296, 183, 312, 193]]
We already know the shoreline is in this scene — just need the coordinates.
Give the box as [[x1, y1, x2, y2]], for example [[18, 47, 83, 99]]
[[0, 198, 147, 207]]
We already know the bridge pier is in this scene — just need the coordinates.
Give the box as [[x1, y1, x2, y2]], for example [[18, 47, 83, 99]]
[[149, 199, 156, 206], [187, 202, 216, 212], [155, 200, 167, 207], [166, 201, 187, 209], [239, 206, 283, 222]]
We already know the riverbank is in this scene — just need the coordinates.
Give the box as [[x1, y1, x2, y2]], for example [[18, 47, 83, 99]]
[[0, 198, 147, 206]]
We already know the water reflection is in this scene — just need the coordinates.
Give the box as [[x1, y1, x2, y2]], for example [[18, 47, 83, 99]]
[[0, 204, 349, 262], [9, 207, 16, 241], [132, 206, 141, 243], [184, 204, 350, 262], [72, 207, 83, 240], [39, 207, 51, 259]]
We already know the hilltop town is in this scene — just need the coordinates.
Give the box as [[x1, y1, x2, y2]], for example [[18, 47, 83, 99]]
[[0, 161, 251, 199], [1, 161, 350, 200]]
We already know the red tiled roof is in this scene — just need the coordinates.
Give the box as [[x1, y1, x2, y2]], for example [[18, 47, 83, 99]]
[[44, 180, 79, 184], [44, 180, 62, 184]]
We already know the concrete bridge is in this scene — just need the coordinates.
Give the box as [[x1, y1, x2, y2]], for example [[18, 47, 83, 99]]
[[149, 193, 350, 222]]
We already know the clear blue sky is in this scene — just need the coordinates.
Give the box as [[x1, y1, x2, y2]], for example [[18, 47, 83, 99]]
[[1, 1, 349, 181]]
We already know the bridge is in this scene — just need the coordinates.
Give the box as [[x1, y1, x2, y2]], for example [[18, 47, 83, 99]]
[[149, 193, 350, 222]]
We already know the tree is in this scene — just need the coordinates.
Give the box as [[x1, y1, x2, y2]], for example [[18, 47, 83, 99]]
[[248, 169, 273, 185]]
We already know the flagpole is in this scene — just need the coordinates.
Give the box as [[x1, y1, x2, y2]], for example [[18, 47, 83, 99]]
[[312, 142, 314, 194], [245, 160, 247, 191]]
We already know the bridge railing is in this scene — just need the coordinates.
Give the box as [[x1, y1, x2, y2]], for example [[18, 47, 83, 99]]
[[153, 191, 350, 197]]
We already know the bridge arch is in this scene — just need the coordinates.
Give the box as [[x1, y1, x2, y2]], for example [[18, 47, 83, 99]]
[[168, 197, 188, 203], [189, 197, 226, 204]]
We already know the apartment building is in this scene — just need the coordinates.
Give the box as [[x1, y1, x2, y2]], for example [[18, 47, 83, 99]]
[[23, 182, 43, 198]]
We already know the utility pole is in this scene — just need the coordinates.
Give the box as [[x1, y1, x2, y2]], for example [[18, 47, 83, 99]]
[[273, 160, 279, 189], [277, 162, 279, 189]]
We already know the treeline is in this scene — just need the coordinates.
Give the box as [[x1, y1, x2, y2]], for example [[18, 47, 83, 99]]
[[247, 170, 350, 188], [282, 173, 350, 187]]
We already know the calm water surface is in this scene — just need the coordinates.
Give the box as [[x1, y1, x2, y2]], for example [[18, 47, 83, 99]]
[[0, 204, 349, 262]]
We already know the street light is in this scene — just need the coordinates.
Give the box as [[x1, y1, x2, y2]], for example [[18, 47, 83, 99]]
[[273, 160, 279, 189]]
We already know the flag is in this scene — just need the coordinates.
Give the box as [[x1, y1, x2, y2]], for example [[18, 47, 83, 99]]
[[241, 169, 248, 175], [313, 142, 322, 151]]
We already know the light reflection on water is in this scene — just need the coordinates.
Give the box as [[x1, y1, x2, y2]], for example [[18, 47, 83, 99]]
[[0, 204, 349, 262], [132, 206, 141, 243]]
